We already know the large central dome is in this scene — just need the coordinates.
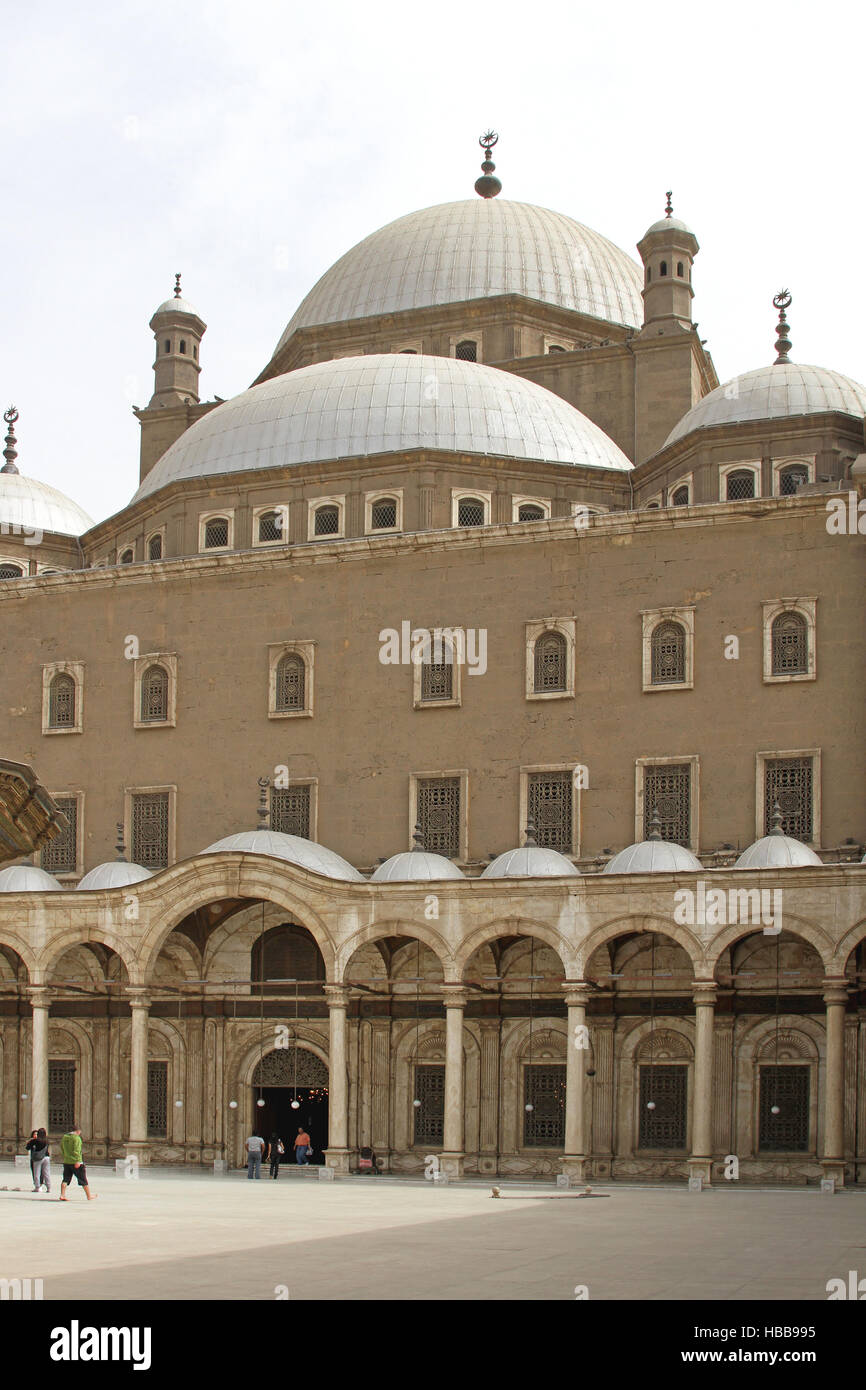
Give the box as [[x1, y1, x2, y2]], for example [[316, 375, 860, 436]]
[[271, 199, 644, 358], [132, 354, 632, 501]]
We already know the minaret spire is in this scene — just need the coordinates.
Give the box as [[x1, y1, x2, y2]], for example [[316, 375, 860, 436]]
[[174, 272, 182, 298], [2, 406, 19, 474], [474, 131, 502, 199], [773, 290, 792, 364], [665, 190, 673, 217]]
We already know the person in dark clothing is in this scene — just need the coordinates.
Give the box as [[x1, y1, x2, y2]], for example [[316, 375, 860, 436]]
[[268, 1132, 284, 1179], [26, 1128, 51, 1193], [358, 1145, 381, 1175]]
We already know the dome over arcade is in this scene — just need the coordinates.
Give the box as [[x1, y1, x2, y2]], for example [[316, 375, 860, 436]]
[[603, 839, 702, 875], [371, 829, 465, 882], [200, 829, 365, 882], [482, 821, 579, 878], [271, 199, 644, 356], [734, 827, 823, 870], [76, 860, 154, 890], [132, 353, 632, 502], [663, 362, 866, 449], [0, 862, 62, 891]]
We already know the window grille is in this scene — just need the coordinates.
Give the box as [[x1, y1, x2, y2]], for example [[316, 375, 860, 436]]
[[676, 261, 684, 277], [275, 653, 305, 712], [252, 923, 325, 995], [758, 1066, 809, 1151], [779, 466, 808, 496], [140, 665, 169, 722], [660, 261, 668, 277], [270, 784, 311, 838], [523, 1065, 566, 1147], [533, 631, 567, 692], [147, 534, 163, 561], [638, 1064, 687, 1147], [457, 497, 485, 527], [726, 470, 755, 500], [417, 777, 460, 858], [49, 674, 76, 728], [671, 486, 689, 506], [120, 549, 134, 565], [131, 792, 170, 869], [764, 758, 813, 841], [204, 517, 229, 548], [650, 621, 686, 685], [147, 1060, 168, 1137], [371, 497, 397, 529], [164, 339, 170, 354], [413, 1065, 445, 1146], [643, 764, 691, 844], [258, 510, 284, 543], [771, 612, 808, 675], [48, 1060, 75, 1131], [0, 563, 23, 578], [313, 505, 339, 536], [518, 503, 545, 521], [455, 339, 477, 361], [528, 772, 573, 852], [41, 797, 77, 875], [420, 645, 454, 702]]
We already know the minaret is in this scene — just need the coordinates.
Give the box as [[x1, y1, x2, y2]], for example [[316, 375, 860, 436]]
[[148, 274, 207, 407], [636, 192, 699, 331]]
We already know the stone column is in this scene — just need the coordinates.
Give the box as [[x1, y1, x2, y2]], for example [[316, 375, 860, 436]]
[[689, 983, 717, 1186], [439, 987, 467, 1179], [561, 985, 590, 1184], [324, 986, 352, 1173], [822, 979, 848, 1188], [127, 991, 151, 1165], [477, 1019, 501, 1176], [370, 1019, 392, 1165], [28, 987, 51, 1134]]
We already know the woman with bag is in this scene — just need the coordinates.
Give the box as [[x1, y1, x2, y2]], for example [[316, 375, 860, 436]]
[[268, 1132, 284, 1180]]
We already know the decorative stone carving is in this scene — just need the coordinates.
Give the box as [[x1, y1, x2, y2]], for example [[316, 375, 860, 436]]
[[636, 1028, 692, 1061], [253, 1047, 328, 1087]]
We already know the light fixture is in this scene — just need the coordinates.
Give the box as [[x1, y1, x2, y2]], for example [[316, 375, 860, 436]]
[[525, 1103, 534, 1112], [291, 1099, 300, 1110], [412, 1098, 421, 1108], [228, 1100, 238, 1109], [256, 1098, 265, 1108], [771, 1105, 781, 1116], [114, 1092, 123, 1100], [20, 1092, 28, 1100], [646, 1100, 656, 1110], [174, 1100, 183, 1109]]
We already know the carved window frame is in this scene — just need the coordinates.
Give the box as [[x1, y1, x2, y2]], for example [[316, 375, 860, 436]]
[[761, 598, 816, 683], [252, 505, 289, 548], [755, 749, 821, 848], [133, 653, 178, 729], [641, 607, 695, 692], [268, 641, 315, 719], [719, 461, 761, 502], [307, 496, 345, 542], [512, 495, 551, 523], [42, 661, 84, 736], [519, 764, 580, 857], [198, 510, 234, 553], [635, 754, 700, 850], [525, 617, 576, 701], [409, 768, 469, 864], [364, 489, 403, 535]]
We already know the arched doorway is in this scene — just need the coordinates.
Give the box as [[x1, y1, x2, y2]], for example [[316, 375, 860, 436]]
[[252, 1048, 329, 1165]]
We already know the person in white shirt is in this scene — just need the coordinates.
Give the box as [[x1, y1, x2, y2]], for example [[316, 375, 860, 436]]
[[245, 1133, 264, 1179]]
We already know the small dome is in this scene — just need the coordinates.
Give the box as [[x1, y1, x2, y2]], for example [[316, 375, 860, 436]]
[[0, 863, 62, 891], [152, 296, 201, 318], [643, 216, 694, 236], [371, 850, 464, 882], [482, 845, 579, 878], [664, 362, 866, 449], [603, 840, 702, 874], [0, 471, 94, 538], [76, 861, 154, 890], [200, 829, 365, 881], [734, 835, 822, 870]]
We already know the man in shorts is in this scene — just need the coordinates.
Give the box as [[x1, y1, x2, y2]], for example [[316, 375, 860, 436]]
[[59, 1125, 96, 1201]]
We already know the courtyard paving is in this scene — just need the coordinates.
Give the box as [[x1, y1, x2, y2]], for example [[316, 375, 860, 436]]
[[1, 1163, 862, 1301]]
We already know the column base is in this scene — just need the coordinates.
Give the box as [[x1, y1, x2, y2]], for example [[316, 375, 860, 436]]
[[438, 1152, 464, 1180], [559, 1155, 589, 1185], [323, 1147, 352, 1175], [477, 1153, 498, 1177], [821, 1160, 845, 1189], [688, 1157, 712, 1187], [123, 1142, 151, 1168]]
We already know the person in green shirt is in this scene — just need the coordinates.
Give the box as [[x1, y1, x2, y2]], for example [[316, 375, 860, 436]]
[[59, 1125, 96, 1201]]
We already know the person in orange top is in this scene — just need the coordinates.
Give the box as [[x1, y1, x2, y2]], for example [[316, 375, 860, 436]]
[[294, 1127, 311, 1165]]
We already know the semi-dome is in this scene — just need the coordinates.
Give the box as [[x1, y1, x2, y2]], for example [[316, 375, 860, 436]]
[[76, 861, 154, 890], [0, 471, 94, 538], [0, 863, 62, 891], [200, 829, 365, 881], [482, 845, 579, 878], [271, 199, 644, 356], [603, 839, 702, 874], [132, 353, 632, 501], [734, 835, 822, 870], [664, 363, 866, 448]]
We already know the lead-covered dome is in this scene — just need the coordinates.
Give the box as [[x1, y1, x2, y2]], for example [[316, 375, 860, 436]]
[[272, 199, 644, 355], [603, 840, 702, 874], [76, 861, 154, 890], [0, 863, 62, 891], [0, 472, 94, 538], [482, 845, 579, 878], [371, 850, 464, 882], [734, 835, 822, 870], [132, 353, 632, 501], [200, 829, 365, 881], [664, 363, 866, 448]]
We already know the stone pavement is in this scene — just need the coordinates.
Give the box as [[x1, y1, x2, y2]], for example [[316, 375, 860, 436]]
[[1, 1165, 862, 1300]]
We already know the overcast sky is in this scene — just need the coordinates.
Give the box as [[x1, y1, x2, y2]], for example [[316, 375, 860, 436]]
[[2, 0, 863, 524]]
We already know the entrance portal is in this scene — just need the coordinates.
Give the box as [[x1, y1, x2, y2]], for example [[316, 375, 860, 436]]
[[252, 1047, 329, 1166]]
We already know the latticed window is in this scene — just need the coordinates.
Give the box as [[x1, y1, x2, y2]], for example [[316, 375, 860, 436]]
[[523, 1065, 566, 1147], [420, 644, 454, 702], [258, 510, 284, 542], [371, 497, 397, 529], [528, 772, 573, 852], [643, 763, 691, 844], [764, 758, 813, 841], [204, 517, 229, 548], [779, 465, 808, 496], [41, 797, 77, 875], [726, 470, 756, 501], [457, 497, 485, 527], [671, 485, 689, 506], [533, 631, 567, 692], [49, 674, 76, 728], [650, 621, 686, 685], [120, 549, 134, 565], [638, 1064, 687, 1148], [518, 503, 546, 521], [140, 665, 169, 723], [417, 777, 460, 858], [147, 534, 163, 561], [413, 1065, 445, 1146], [270, 784, 311, 838], [147, 1061, 168, 1137], [455, 339, 477, 361], [48, 1060, 75, 1131], [758, 1066, 809, 1151], [771, 612, 808, 676], [0, 563, 24, 578], [252, 924, 325, 994], [131, 792, 170, 869], [275, 653, 305, 713], [314, 505, 339, 536]]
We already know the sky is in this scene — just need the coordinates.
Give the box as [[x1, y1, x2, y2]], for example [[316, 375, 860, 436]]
[[1, 0, 864, 524]]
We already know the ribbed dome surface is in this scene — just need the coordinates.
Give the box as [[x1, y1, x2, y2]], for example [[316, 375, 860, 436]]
[[734, 835, 822, 870], [76, 861, 154, 890], [603, 841, 703, 874], [664, 363, 866, 448], [0, 863, 63, 891], [273, 199, 644, 353], [132, 354, 632, 501], [371, 850, 464, 882], [482, 846, 579, 878], [0, 472, 94, 538], [153, 296, 201, 318], [201, 829, 365, 881]]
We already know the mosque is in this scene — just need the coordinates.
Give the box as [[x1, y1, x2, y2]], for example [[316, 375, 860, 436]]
[[0, 136, 863, 1184]]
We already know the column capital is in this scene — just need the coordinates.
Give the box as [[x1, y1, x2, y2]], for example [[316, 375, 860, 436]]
[[692, 981, 718, 1007], [442, 985, 469, 1010], [324, 984, 351, 1009], [563, 981, 591, 1008], [822, 978, 849, 1007], [126, 989, 152, 1011], [27, 986, 53, 1008]]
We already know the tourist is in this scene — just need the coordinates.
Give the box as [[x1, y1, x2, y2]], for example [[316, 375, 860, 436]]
[[26, 1127, 51, 1192], [267, 1132, 284, 1180], [358, 1145, 380, 1175], [294, 1126, 311, 1165], [59, 1125, 96, 1202], [245, 1132, 264, 1179]]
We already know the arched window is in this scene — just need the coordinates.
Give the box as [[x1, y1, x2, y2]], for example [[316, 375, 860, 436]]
[[258, 510, 284, 543], [313, 504, 339, 537], [120, 548, 134, 565], [455, 339, 477, 361], [204, 517, 229, 548], [371, 497, 397, 529], [147, 533, 163, 561], [0, 562, 24, 579], [771, 611, 808, 676], [192, 345, 197, 360], [676, 261, 684, 277], [534, 631, 567, 693], [779, 464, 809, 495], [646, 267, 651, 282], [671, 485, 690, 506], [399, 348, 417, 354], [49, 673, 76, 728], [457, 497, 485, 527], [140, 664, 169, 722], [518, 503, 546, 522], [276, 653, 305, 712], [650, 621, 686, 685], [660, 260, 668, 277], [646, 501, 661, 509], [420, 642, 454, 702], [251, 924, 325, 995], [547, 344, 566, 354], [726, 469, 756, 501], [164, 339, 170, 354], [179, 339, 186, 354]]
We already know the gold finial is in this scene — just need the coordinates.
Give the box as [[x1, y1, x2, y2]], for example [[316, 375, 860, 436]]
[[2, 406, 19, 474], [174, 273, 182, 298], [665, 190, 673, 217], [773, 290, 792, 365], [475, 131, 502, 199]]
